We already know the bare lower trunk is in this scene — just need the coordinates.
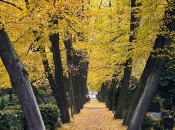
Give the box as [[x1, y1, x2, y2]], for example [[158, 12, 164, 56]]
[[123, 54, 157, 125], [72, 74, 81, 114], [114, 58, 132, 119], [69, 73, 74, 117], [127, 59, 166, 130]]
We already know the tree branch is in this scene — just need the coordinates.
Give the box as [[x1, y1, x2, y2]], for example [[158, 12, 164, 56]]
[[0, 0, 23, 10], [13, 27, 31, 44]]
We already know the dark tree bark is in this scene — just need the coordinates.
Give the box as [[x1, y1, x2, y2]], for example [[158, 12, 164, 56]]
[[69, 73, 75, 117], [64, 37, 89, 114], [39, 45, 69, 123], [81, 61, 89, 104], [114, 58, 132, 118], [31, 84, 45, 104], [76, 69, 84, 109], [108, 79, 118, 111], [123, 36, 165, 125], [72, 73, 81, 114], [76, 60, 89, 108], [128, 59, 167, 130], [64, 38, 79, 114], [40, 46, 58, 98], [0, 29, 45, 130], [50, 33, 70, 124], [101, 82, 108, 103], [114, 0, 141, 119]]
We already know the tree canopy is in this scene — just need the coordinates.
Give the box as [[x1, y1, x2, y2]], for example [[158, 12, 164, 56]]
[[0, 0, 168, 91]]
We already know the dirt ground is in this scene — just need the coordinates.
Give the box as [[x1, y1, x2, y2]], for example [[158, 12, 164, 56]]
[[58, 99, 127, 130]]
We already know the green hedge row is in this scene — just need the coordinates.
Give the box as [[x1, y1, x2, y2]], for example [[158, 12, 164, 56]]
[[142, 116, 164, 130], [0, 104, 60, 130]]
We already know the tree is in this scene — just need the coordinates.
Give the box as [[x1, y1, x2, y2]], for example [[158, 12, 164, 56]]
[[127, 0, 175, 129], [50, 33, 70, 123], [128, 57, 167, 130], [114, 0, 141, 119], [64, 37, 89, 114], [123, 36, 165, 125], [0, 29, 45, 130]]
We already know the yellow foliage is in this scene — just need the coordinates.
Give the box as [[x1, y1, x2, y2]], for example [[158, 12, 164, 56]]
[[0, 0, 168, 91]]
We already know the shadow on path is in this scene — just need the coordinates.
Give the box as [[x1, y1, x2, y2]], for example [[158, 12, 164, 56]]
[[58, 99, 127, 130]]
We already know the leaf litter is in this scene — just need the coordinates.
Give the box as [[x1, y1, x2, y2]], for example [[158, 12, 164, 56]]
[[58, 99, 127, 130]]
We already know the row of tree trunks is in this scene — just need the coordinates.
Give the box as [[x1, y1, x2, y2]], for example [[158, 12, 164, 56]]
[[0, 29, 45, 130], [64, 37, 81, 114], [64, 36, 89, 115], [76, 60, 89, 109], [100, 82, 108, 103], [127, 0, 175, 129]]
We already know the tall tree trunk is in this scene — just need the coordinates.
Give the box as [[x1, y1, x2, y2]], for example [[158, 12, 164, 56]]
[[40, 45, 69, 123], [76, 62, 84, 109], [101, 82, 108, 103], [112, 84, 116, 113], [69, 73, 74, 117], [64, 38, 78, 114], [123, 36, 163, 125], [128, 59, 167, 130], [0, 29, 45, 130], [72, 73, 81, 114], [78, 60, 89, 107], [127, 0, 175, 128], [107, 80, 117, 110], [50, 33, 70, 123], [114, 0, 140, 119], [81, 61, 89, 104], [114, 58, 132, 118], [125, 0, 175, 127]]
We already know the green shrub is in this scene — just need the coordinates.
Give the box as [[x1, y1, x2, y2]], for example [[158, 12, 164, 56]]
[[0, 110, 22, 130], [44, 96, 56, 104], [37, 88, 48, 97], [39, 104, 60, 130], [142, 116, 164, 130], [170, 110, 174, 116], [142, 116, 153, 130], [152, 120, 164, 130], [0, 98, 6, 110], [0, 104, 60, 130]]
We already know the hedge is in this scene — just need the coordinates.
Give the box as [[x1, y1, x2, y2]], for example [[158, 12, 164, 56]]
[[0, 104, 60, 130]]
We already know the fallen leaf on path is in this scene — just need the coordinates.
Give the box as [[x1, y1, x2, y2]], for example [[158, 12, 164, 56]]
[[58, 99, 127, 130]]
